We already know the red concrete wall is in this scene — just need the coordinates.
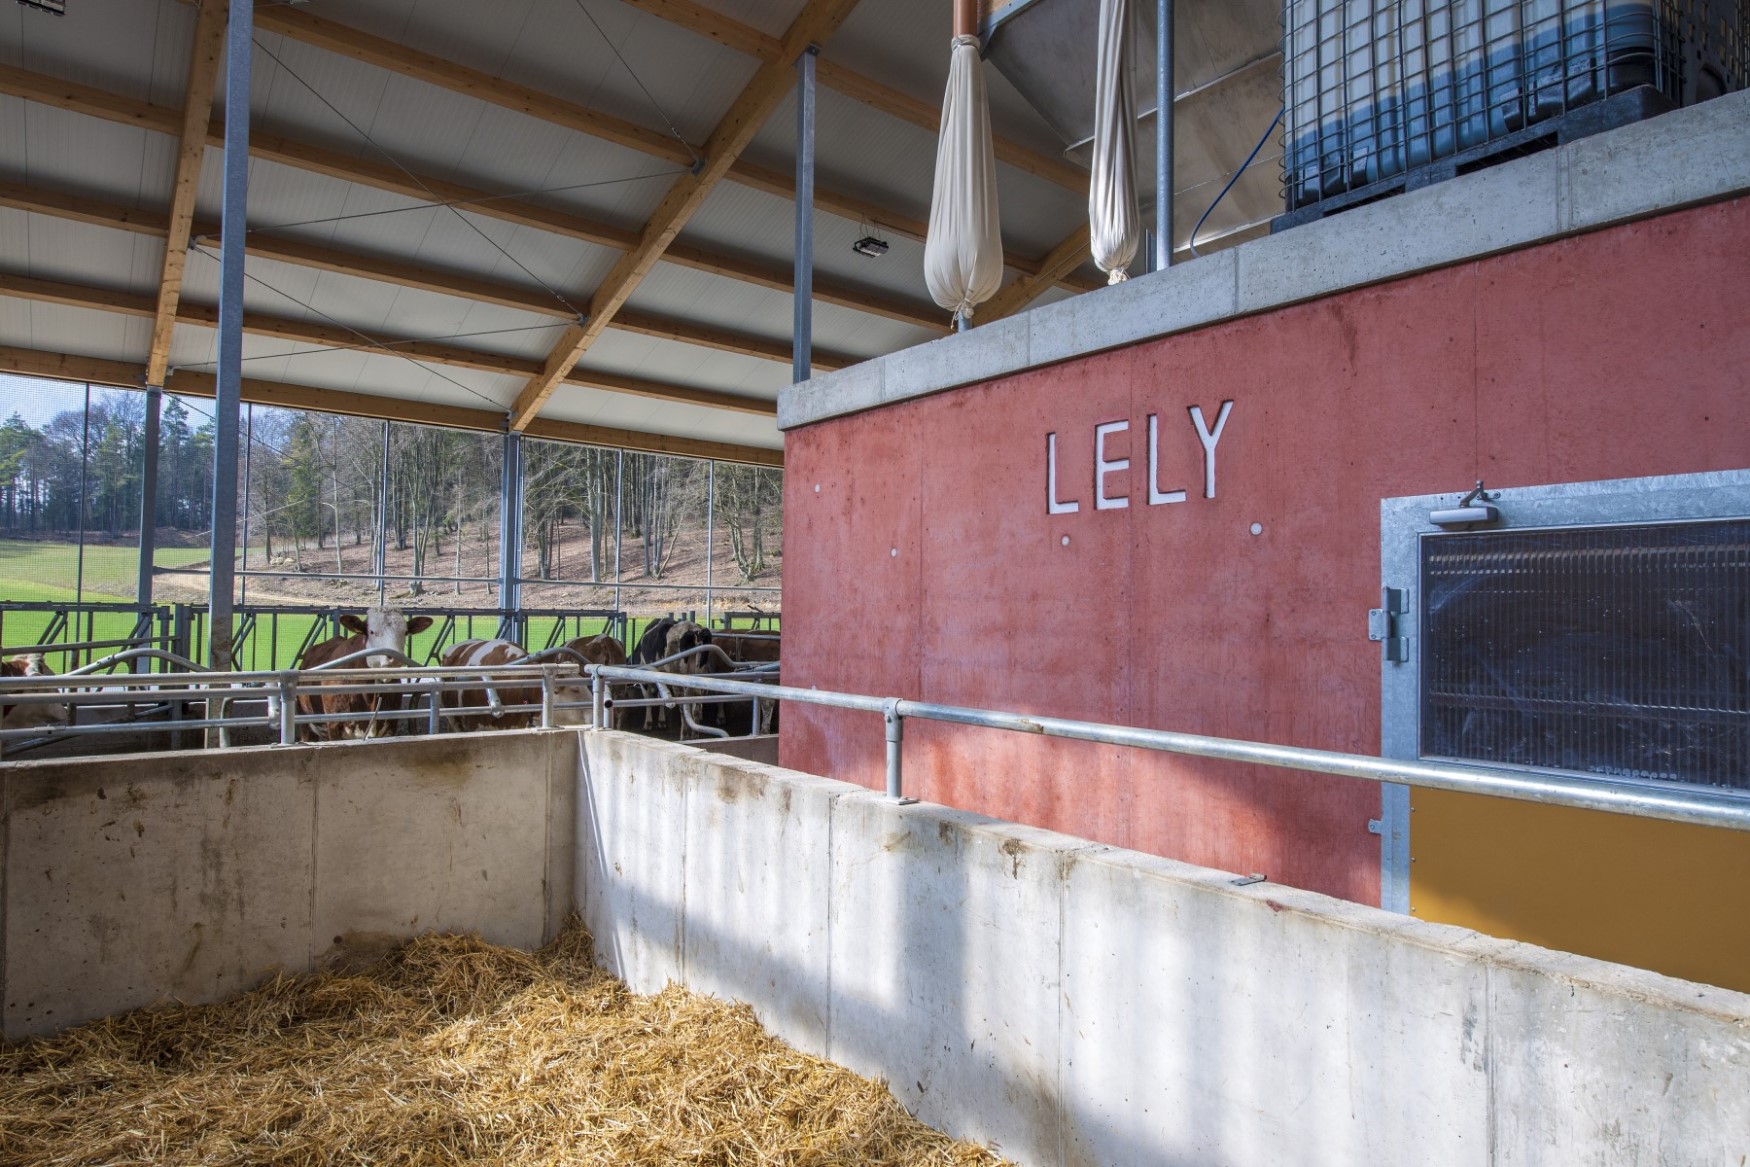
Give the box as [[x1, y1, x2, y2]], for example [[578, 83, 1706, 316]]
[[780, 196, 1750, 906]]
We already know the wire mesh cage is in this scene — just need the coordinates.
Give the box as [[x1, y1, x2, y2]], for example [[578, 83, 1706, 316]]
[[1281, 0, 1749, 210]]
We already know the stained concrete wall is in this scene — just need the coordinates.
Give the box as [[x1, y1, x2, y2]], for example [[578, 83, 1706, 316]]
[[579, 731, 1750, 1167], [776, 143, 1750, 907], [0, 731, 577, 1040]]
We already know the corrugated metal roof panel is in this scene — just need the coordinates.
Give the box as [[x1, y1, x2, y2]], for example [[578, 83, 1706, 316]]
[[539, 381, 782, 450], [827, 0, 1072, 157], [1, 299, 150, 367], [170, 320, 525, 413], [679, 0, 808, 40], [8, 96, 176, 208], [744, 85, 1084, 260], [581, 329, 787, 396], [10, 0, 191, 110], [2, 207, 164, 296]]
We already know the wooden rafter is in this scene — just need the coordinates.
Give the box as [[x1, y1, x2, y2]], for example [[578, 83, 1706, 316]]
[[0, 343, 783, 466], [613, 0, 1089, 194], [508, 0, 866, 431], [0, 271, 777, 417], [172, 0, 1094, 290], [0, 178, 857, 371], [144, 0, 227, 388], [980, 224, 1093, 321], [0, 64, 947, 333]]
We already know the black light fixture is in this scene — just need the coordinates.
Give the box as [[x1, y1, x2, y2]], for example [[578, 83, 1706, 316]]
[[852, 235, 890, 258], [16, 0, 67, 13]]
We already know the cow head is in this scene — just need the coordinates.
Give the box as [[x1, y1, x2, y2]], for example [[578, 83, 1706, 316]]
[[1, 653, 68, 731], [662, 621, 713, 675], [339, 608, 434, 670]]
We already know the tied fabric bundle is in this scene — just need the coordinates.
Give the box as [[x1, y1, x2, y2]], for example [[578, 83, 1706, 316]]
[[1089, 0, 1139, 282], [925, 34, 1004, 324]]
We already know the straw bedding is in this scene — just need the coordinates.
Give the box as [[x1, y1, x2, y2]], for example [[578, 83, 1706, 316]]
[[0, 925, 1011, 1166]]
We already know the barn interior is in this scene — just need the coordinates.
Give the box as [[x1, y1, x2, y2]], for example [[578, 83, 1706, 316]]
[[2, 0, 1749, 1163]]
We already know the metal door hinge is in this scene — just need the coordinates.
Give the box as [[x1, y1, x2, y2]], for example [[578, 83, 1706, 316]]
[[1368, 587, 1409, 664]]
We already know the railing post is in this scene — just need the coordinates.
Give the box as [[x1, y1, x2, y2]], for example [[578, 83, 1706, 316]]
[[427, 677, 443, 735], [591, 667, 606, 729], [540, 665, 557, 729], [883, 697, 913, 803], [277, 670, 297, 745]]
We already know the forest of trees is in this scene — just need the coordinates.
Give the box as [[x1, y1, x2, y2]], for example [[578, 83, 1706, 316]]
[[0, 387, 783, 600], [0, 392, 211, 540]]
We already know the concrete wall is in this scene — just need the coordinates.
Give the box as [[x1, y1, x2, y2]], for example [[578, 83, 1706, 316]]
[[579, 732, 1750, 1167], [0, 731, 577, 1039], [777, 165, 1750, 907]]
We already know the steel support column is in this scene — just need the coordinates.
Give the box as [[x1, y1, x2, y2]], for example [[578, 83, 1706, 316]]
[[136, 386, 161, 607], [1155, 0, 1173, 269], [498, 428, 524, 637], [375, 420, 390, 604], [704, 460, 715, 626], [792, 46, 817, 385], [208, 0, 252, 671]]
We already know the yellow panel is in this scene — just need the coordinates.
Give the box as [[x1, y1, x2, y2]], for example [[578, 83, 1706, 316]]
[[1410, 788, 1750, 994]]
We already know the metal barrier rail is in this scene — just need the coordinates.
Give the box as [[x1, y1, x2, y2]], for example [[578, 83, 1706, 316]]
[[583, 665, 1750, 833], [0, 660, 587, 753], [599, 643, 780, 740]]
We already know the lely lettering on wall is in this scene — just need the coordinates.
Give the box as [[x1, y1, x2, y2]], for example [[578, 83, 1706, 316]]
[[1046, 401, 1233, 514]]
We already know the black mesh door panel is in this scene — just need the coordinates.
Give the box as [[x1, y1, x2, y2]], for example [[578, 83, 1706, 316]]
[[1421, 520, 1750, 789]]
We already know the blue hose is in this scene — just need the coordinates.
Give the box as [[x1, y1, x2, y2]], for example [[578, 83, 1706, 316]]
[[1188, 106, 1284, 258]]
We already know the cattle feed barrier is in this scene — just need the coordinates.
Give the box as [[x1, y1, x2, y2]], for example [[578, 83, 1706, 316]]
[[0, 654, 591, 754]]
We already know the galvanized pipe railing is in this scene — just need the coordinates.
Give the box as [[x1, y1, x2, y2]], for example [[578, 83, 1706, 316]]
[[0, 661, 587, 753], [584, 664, 1750, 834]]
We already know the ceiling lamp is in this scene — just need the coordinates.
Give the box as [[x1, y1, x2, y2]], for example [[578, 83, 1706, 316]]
[[852, 235, 890, 258]]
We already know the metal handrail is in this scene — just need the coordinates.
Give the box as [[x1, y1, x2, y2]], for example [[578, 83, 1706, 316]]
[[583, 664, 1750, 833], [0, 661, 586, 753]]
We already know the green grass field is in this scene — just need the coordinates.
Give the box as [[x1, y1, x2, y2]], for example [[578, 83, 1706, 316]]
[[2, 540, 775, 670]]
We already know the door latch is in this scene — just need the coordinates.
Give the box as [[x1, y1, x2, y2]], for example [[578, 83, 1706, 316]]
[[1368, 587, 1408, 664]]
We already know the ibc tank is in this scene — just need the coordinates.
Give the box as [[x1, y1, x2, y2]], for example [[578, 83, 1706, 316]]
[[1282, 0, 1747, 210]]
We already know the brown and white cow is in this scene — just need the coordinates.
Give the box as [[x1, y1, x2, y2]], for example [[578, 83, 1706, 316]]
[[439, 638, 542, 732], [1, 653, 68, 734], [293, 608, 433, 742], [554, 632, 628, 727]]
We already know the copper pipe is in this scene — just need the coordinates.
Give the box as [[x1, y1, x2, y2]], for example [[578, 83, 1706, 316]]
[[953, 0, 978, 38]]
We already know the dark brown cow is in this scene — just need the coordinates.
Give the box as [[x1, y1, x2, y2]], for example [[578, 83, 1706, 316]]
[[439, 638, 541, 732], [555, 633, 628, 728], [294, 608, 433, 742], [708, 632, 780, 734]]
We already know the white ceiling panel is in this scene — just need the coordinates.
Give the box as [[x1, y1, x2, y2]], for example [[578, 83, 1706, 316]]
[[1, 299, 150, 366], [7, 0, 191, 109], [581, 328, 788, 396], [539, 381, 782, 449], [1, 207, 164, 296]]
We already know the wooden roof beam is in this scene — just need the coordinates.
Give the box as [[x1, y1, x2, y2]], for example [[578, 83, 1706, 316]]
[[508, 0, 866, 430], [612, 0, 1089, 193], [185, 2, 1092, 292], [0, 178, 857, 371], [144, 0, 227, 389], [980, 224, 1093, 321], [0, 343, 784, 466], [0, 64, 948, 333], [0, 271, 777, 418]]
